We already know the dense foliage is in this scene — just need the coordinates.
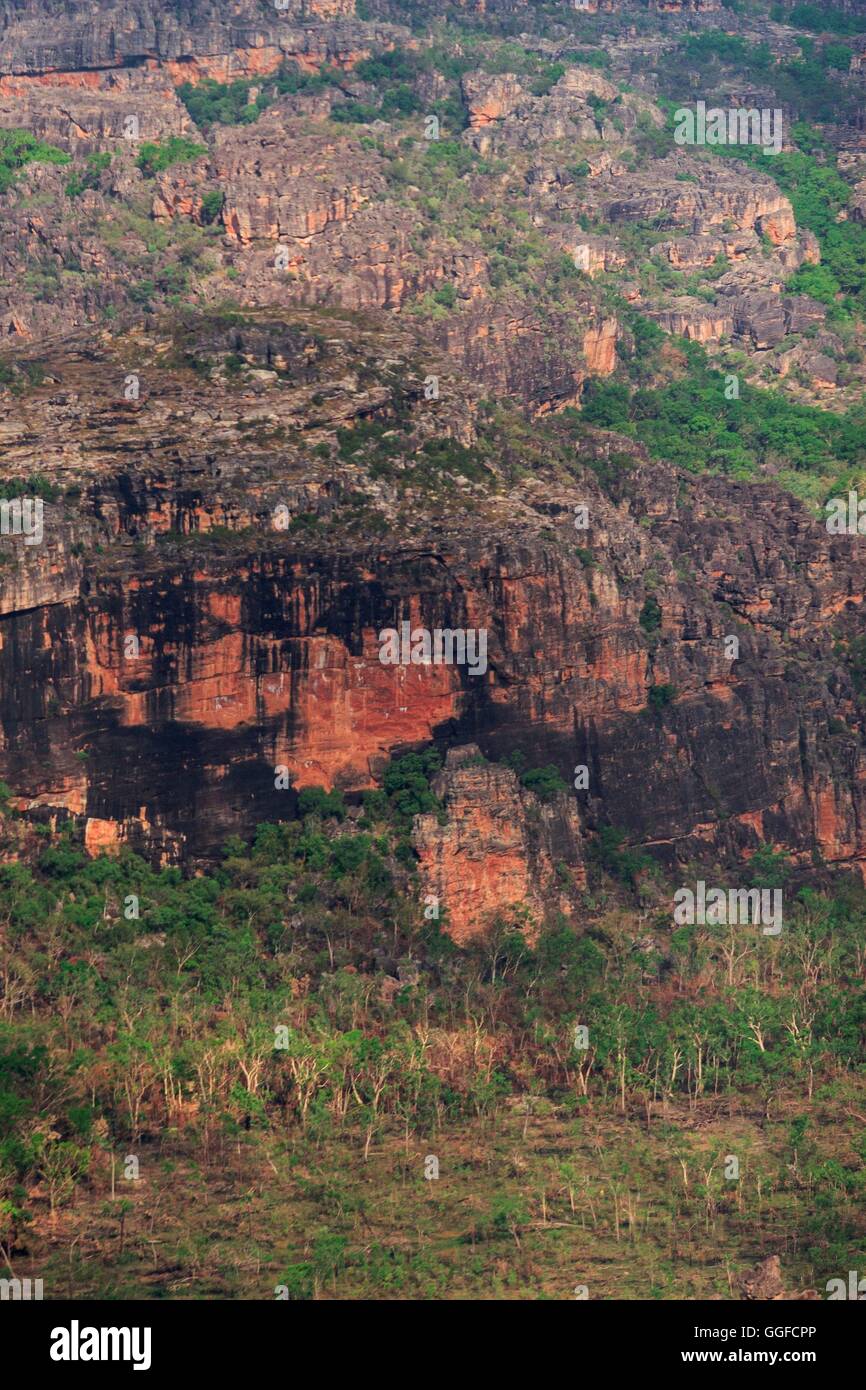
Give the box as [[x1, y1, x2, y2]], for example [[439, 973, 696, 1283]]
[[0, 129, 68, 194], [579, 319, 866, 490], [657, 28, 862, 124], [773, 4, 866, 36], [136, 137, 207, 177], [177, 45, 571, 137], [177, 62, 345, 129], [1, 743, 864, 1295]]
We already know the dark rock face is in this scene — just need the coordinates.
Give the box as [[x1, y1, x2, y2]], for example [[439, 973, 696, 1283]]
[[0, 1, 366, 76]]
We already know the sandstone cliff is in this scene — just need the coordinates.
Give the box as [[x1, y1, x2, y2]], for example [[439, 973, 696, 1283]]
[[1, 1, 866, 941], [1, 311, 866, 939]]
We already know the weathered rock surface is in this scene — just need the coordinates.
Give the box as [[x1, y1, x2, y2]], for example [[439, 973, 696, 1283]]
[[414, 745, 584, 941], [0, 2, 374, 78], [1, 315, 866, 932], [0, 8, 841, 408], [0, 0, 865, 939], [739, 1256, 820, 1302]]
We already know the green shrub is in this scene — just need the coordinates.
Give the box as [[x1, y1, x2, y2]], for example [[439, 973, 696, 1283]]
[[383, 750, 442, 822], [593, 826, 654, 886], [639, 596, 662, 635], [199, 189, 224, 225], [780, 4, 866, 36], [580, 311, 866, 485], [647, 683, 676, 713], [329, 835, 371, 878], [64, 151, 111, 198], [297, 786, 346, 821], [136, 137, 207, 178], [0, 130, 69, 194], [746, 843, 792, 890], [520, 765, 568, 802]]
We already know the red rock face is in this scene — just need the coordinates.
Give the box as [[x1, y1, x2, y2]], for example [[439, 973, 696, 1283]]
[[0, 70, 111, 93], [414, 745, 585, 941], [272, 629, 462, 790], [582, 319, 618, 376], [3, 429, 866, 911], [462, 73, 526, 129]]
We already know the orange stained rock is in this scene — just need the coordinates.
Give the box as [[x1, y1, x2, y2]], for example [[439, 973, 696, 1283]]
[[84, 817, 122, 856], [279, 634, 462, 790], [813, 785, 850, 857], [414, 748, 585, 941], [582, 319, 618, 376], [0, 70, 107, 93], [738, 809, 764, 837], [759, 209, 796, 245]]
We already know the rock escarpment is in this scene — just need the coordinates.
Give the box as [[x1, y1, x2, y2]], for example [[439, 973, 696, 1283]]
[[0, 1, 366, 79], [0, 7, 843, 403], [1, 314, 866, 939], [414, 745, 585, 941], [1, 2, 866, 939]]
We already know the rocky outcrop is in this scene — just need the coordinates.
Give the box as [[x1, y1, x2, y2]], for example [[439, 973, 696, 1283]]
[[0, 0, 864, 925], [413, 745, 585, 941], [0, 18, 836, 401], [0, 3, 380, 79], [648, 0, 721, 10], [464, 64, 657, 156], [778, 341, 840, 390], [462, 72, 526, 129], [436, 299, 618, 408], [603, 162, 798, 243], [568, 235, 628, 278], [211, 118, 384, 245], [0, 76, 193, 147], [739, 1257, 819, 1302], [650, 303, 734, 344], [656, 229, 761, 271], [652, 291, 827, 350]]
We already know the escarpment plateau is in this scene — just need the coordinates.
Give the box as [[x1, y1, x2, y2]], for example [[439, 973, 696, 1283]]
[[0, 0, 849, 404]]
